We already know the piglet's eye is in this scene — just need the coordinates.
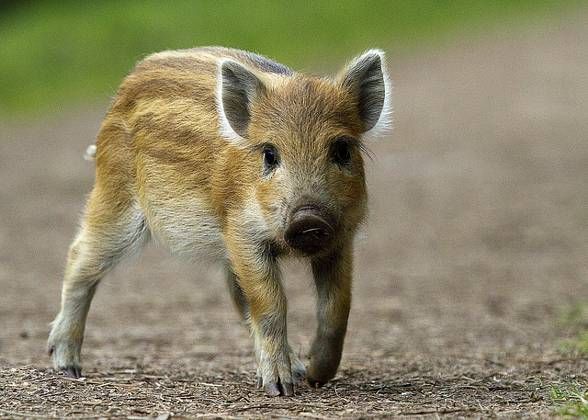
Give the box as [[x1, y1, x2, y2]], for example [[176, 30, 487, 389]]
[[262, 144, 279, 170], [331, 138, 352, 166]]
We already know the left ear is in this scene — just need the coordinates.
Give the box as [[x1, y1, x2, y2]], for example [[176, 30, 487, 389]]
[[338, 49, 392, 138], [217, 59, 266, 144]]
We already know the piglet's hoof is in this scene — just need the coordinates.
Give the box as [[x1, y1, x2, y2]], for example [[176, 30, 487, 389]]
[[307, 376, 327, 388], [257, 375, 294, 396], [264, 380, 294, 397], [306, 364, 335, 388], [62, 366, 82, 379]]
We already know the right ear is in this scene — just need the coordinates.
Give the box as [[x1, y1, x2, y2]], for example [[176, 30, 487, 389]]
[[216, 59, 266, 143], [337, 49, 392, 140]]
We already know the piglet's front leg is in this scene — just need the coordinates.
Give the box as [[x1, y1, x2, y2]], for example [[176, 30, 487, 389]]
[[228, 243, 295, 397], [307, 246, 352, 387]]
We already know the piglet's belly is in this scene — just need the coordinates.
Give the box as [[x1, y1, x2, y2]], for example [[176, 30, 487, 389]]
[[141, 194, 227, 262]]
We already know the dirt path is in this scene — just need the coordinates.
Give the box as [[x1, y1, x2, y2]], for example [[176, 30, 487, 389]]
[[1, 12, 587, 418]]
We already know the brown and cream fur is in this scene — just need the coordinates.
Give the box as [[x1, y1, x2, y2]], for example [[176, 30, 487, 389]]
[[48, 47, 391, 396]]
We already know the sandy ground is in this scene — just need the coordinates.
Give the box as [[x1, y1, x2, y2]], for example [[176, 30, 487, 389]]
[[1, 11, 588, 418]]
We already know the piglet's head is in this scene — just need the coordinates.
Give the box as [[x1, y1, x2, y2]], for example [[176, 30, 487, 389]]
[[217, 50, 392, 256]]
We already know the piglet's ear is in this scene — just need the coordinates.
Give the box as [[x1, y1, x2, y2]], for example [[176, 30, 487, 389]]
[[339, 49, 392, 138], [217, 60, 265, 142]]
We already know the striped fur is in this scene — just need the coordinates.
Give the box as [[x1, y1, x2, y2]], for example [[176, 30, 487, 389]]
[[48, 47, 392, 396]]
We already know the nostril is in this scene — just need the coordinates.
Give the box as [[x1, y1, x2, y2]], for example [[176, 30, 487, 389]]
[[301, 227, 329, 240], [301, 227, 325, 234]]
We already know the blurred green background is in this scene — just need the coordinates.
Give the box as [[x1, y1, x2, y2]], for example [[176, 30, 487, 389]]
[[0, 0, 582, 117]]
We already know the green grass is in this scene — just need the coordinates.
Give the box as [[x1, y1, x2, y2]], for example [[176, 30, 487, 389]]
[[560, 302, 588, 329], [552, 304, 588, 416], [0, 0, 583, 117], [551, 385, 588, 418], [560, 331, 588, 355], [558, 302, 588, 355]]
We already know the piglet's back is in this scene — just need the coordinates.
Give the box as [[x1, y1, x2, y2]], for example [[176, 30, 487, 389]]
[[93, 48, 291, 196], [112, 47, 292, 118]]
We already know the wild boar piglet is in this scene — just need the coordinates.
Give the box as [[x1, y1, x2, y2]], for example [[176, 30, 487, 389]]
[[48, 47, 392, 396]]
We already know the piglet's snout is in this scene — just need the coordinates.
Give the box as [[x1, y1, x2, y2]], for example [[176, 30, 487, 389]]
[[285, 205, 335, 254]]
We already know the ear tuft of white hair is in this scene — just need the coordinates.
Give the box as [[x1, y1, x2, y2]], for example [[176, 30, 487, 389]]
[[84, 144, 97, 161]]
